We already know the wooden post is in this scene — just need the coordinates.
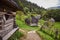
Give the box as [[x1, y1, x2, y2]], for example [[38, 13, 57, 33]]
[[12, 12, 17, 28]]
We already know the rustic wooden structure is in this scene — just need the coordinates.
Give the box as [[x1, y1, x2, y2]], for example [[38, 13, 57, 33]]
[[25, 15, 41, 26], [0, 0, 23, 40]]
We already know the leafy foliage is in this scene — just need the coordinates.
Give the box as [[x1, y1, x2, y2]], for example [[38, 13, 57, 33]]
[[45, 9, 60, 21], [14, 0, 46, 15]]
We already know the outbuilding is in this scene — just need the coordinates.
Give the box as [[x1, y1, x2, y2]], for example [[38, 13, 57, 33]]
[[0, 0, 23, 40]]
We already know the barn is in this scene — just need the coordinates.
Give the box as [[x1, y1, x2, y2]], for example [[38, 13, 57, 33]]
[[0, 0, 23, 40]]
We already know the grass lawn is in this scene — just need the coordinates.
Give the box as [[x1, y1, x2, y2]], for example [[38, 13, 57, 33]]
[[53, 22, 60, 30]]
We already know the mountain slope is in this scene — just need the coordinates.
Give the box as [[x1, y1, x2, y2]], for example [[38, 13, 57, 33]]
[[14, 0, 46, 14]]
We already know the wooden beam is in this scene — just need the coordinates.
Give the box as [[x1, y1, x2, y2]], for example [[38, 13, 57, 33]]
[[5, 18, 14, 24], [2, 27, 19, 40], [0, 12, 6, 15]]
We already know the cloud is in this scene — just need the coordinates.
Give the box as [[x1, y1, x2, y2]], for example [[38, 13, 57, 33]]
[[27, 0, 58, 8], [58, 0, 60, 6]]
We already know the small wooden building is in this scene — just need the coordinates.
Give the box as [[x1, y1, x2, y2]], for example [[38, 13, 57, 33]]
[[25, 15, 41, 26], [0, 0, 23, 40]]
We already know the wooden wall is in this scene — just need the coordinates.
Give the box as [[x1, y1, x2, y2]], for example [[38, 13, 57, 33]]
[[0, 12, 15, 37]]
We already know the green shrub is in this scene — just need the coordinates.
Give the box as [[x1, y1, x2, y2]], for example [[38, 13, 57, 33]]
[[46, 9, 60, 21], [8, 30, 24, 40]]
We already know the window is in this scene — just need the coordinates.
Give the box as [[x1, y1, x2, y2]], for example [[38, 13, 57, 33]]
[[4, 14, 13, 20], [5, 14, 10, 20]]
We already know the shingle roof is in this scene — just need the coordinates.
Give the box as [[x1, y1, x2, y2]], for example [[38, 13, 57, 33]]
[[0, 0, 23, 11]]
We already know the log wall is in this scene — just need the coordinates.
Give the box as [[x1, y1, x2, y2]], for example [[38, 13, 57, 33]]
[[0, 12, 15, 37], [0, 18, 14, 37]]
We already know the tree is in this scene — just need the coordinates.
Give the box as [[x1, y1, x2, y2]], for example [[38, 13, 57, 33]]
[[45, 9, 60, 21]]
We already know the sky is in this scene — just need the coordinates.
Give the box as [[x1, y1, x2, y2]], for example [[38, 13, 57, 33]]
[[58, 0, 60, 6], [27, 0, 60, 9]]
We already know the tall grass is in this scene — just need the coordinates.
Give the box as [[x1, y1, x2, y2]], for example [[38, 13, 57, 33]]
[[37, 31, 54, 40]]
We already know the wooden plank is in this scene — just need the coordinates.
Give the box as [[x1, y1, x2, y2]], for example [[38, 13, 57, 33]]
[[0, 25, 2, 26], [5, 18, 14, 24], [2, 27, 19, 40], [0, 24, 13, 37], [0, 21, 2, 22], [4, 22, 14, 28], [0, 12, 6, 15], [0, 20, 14, 29]]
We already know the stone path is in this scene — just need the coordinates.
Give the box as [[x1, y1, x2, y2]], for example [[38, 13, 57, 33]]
[[19, 29, 42, 40]]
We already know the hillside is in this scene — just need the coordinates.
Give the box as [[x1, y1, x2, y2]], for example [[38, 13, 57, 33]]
[[14, 0, 46, 14], [8, 0, 60, 40]]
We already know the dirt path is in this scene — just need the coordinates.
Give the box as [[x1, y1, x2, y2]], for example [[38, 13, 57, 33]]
[[19, 29, 42, 40], [26, 31, 42, 40]]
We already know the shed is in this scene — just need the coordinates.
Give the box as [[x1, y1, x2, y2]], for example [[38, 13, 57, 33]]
[[0, 0, 23, 40], [25, 15, 41, 26]]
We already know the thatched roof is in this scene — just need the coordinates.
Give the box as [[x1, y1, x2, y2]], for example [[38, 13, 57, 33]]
[[0, 0, 23, 11]]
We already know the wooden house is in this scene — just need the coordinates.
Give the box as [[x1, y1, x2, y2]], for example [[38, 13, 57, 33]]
[[25, 15, 41, 26], [0, 0, 23, 40]]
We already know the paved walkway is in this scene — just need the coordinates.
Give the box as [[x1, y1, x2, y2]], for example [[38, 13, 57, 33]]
[[19, 29, 42, 40]]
